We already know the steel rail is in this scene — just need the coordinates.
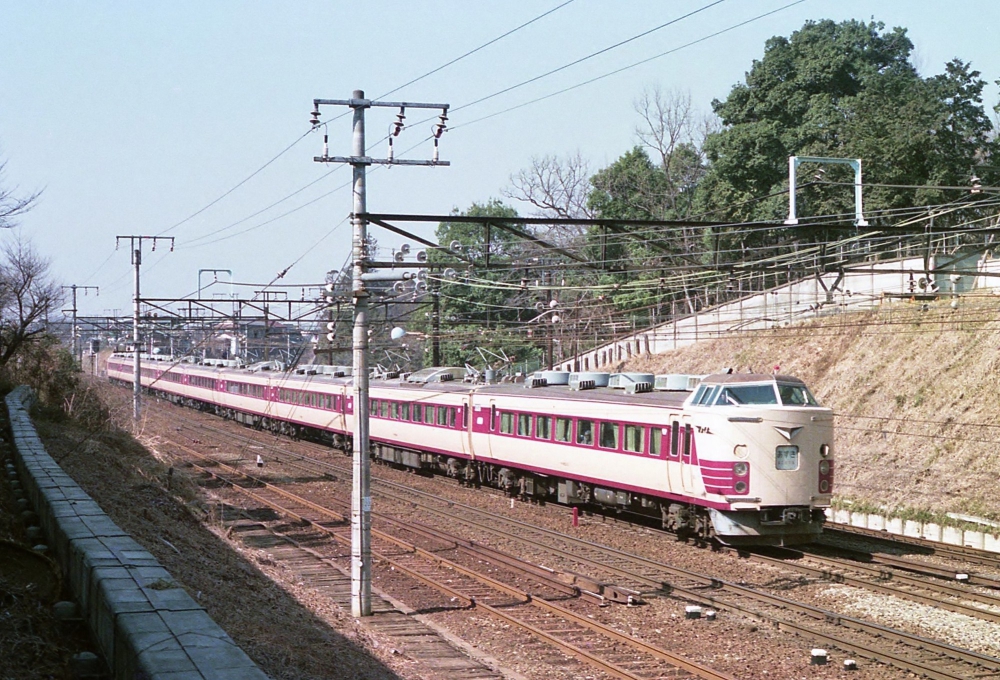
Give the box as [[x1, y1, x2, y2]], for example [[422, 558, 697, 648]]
[[161, 416, 999, 679], [824, 524, 1000, 570], [743, 546, 1000, 622], [163, 431, 734, 680]]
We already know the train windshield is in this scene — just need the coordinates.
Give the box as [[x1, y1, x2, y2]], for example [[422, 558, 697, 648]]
[[692, 379, 822, 407], [715, 384, 778, 405], [777, 383, 820, 406]]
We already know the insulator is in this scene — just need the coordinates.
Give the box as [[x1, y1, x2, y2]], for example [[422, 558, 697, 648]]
[[326, 332, 336, 342], [433, 138, 440, 163], [387, 136, 393, 161], [323, 134, 329, 157], [327, 322, 337, 331]]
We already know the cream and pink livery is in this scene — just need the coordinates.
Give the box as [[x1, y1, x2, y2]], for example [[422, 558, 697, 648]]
[[109, 355, 833, 545]]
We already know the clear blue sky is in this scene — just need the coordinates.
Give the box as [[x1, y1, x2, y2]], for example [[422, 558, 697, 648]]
[[2, 1, 998, 315]]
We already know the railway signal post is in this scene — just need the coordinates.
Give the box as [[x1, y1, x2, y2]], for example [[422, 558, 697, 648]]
[[311, 90, 449, 617]]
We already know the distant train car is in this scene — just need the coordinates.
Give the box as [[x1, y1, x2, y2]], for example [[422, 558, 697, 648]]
[[108, 355, 833, 545]]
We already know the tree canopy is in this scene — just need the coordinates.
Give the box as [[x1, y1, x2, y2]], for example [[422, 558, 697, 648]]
[[694, 19, 997, 236], [423, 200, 546, 370]]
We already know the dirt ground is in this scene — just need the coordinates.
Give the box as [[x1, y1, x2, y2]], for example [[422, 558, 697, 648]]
[[1, 383, 418, 680]]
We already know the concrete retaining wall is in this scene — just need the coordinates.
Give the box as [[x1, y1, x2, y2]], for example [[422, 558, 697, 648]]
[[5, 386, 269, 680], [826, 508, 1000, 552]]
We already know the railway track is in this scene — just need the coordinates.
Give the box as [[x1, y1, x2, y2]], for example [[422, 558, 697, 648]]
[[824, 523, 1000, 574], [741, 545, 1000, 624], [156, 414, 1000, 680], [171, 436, 736, 680]]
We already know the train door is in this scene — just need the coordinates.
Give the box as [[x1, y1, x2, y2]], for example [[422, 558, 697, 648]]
[[485, 399, 496, 458], [665, 413, 683, 492], [463, 395, 476, 460], [680, 415, 695, 492]]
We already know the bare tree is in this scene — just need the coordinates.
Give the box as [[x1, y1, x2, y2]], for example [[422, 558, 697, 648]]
[[0, 160, 41, 229], [633, 86, 716, 215], [504, 152, 594, 221], [0, 238, 63, 367]]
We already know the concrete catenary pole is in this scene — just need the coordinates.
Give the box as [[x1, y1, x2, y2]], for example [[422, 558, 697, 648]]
[[349, 90, 372, 618], [117, 236, 173, 423], [133, 248, 142, 420], [61, 284, 99, 365], [311, 91, 449, 618]]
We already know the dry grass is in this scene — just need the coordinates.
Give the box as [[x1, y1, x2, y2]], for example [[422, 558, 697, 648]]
[[619, 296, 1000, 523]]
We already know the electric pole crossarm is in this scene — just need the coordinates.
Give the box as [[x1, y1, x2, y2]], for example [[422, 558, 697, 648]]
[[314, 156, 450, 167], [314, 98, 448, 110]]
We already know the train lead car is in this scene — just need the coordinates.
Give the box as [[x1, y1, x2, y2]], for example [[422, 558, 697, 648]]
[[108, 354, 833, 546]]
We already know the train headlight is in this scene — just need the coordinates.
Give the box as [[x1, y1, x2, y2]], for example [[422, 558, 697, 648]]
[[734, 481, 748, 494], [819, 444, 830, 458], [819, 479, 830, 493], [733, 462, 749, 477], [819, 460, 830, 475]]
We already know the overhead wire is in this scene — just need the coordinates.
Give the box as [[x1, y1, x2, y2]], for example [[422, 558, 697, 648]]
[[449, 0, 808, 131], [447, 0, 728, 117], [84, 2, 577, 287]]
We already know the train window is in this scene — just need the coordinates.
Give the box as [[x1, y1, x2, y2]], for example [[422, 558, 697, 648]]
[[555, 418, 571, 442], [425, 406, 435, 424], [683, 424, 692, 457], [624, 425, 644, 453], [391, 402, 400, 419], [698, 385, 720, 405], [775, 445, 799, 470], [599, 422, 619, 450], [437, 407, 448, 426], [669, 421, 680, 457], [401, 403, 410, 420], [412, 404, 423, 422], [691, 384, 708, 404], [649, 428, 663, 456], [490, 405, 496, 431], [517, 414, 531, 437], [576, 420, 594, 446], [777, 384, 820, 406], [500, 413, 514, 434], [449, 408, 457, 428], [380, 401, 390, 418], [536, 416, 552, 440], [462, 407, 468, 428], [370, 398, 377, 413], [716, 384, 778, 406]]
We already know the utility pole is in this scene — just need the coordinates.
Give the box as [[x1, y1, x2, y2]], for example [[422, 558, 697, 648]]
[[61, 284, 99, 365], [431, 278, 441, 367], [116, 236, 174, 421], [311, 90, 449, 618]]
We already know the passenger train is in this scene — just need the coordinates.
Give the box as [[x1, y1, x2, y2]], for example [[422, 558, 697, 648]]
[[107, 354, 834, 545]]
